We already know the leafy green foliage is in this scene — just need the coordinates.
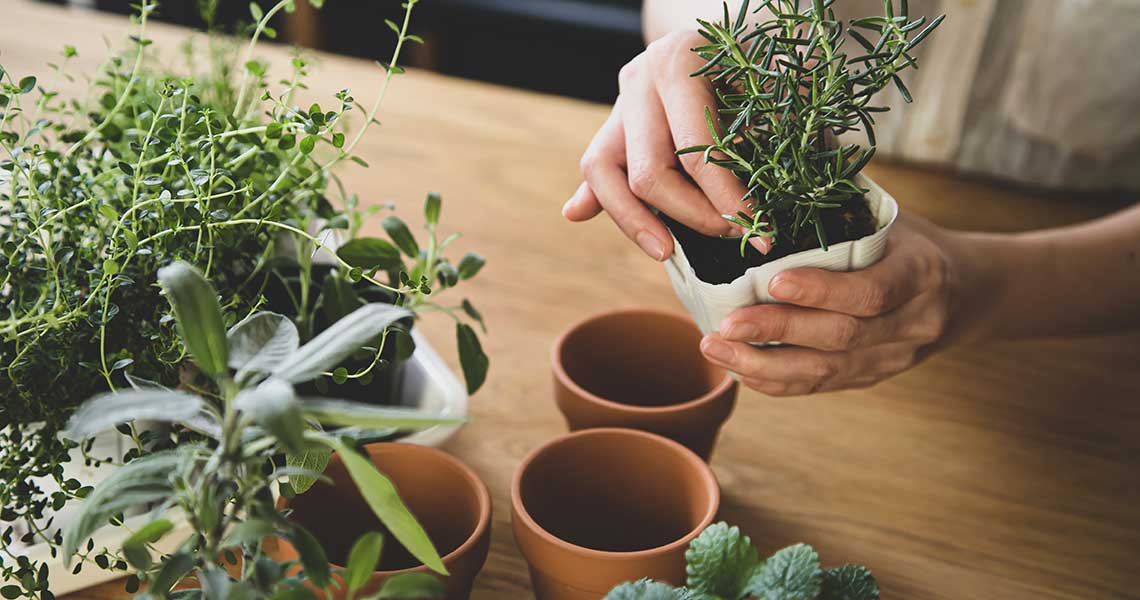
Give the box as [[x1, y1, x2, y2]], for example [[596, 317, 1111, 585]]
[[61, 263, 448, 597], [608, 522, 878, 600], [0, 0, 486, 593], [685, 0, 944, 253]]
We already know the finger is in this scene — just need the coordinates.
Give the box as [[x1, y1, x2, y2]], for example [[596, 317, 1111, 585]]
[[562, 181, 602, 221], [652, 43, 749, 228], [718, 304, 883, 351], [739, 377, 816, 397], [700, 334, 845, 390], [767, 242, 924, 317], [619, 62, 730, 236], [579, 105, 674, 261]]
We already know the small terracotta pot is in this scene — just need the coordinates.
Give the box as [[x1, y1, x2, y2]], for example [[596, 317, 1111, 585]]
[[511, 428, 720, 600], [552, 308, 738, 460], [269, 443, 491, 599]]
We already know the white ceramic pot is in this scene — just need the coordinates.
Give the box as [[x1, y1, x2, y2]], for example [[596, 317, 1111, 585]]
[[664, 173, 898, 335]]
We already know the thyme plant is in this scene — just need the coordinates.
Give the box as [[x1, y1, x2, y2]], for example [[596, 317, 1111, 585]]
[[606, 522, 879, 600], [59, 262, 452, 599], [0, 0, 486, 595], [680, 0, 944, 254]]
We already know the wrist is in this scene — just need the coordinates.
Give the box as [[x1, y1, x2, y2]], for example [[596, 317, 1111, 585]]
[[940, 228, 1019, 345]]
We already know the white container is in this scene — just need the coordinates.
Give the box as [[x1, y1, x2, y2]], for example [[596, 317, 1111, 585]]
[[665, 173, 898, 334], [15, 333, 466, 595]]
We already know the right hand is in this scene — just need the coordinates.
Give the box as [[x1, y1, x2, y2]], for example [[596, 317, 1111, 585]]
[[563, 30, 771, 261]]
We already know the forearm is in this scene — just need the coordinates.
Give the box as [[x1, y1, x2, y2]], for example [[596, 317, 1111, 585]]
[[952, 204, 1140, 342]]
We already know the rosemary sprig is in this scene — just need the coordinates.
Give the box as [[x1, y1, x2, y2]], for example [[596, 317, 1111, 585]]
[[679, 0, 944, 252]]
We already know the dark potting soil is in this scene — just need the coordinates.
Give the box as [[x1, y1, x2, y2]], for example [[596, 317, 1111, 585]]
[[663, 198, 878, 285]]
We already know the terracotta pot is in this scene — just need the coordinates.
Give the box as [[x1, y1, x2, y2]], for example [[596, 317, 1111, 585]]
[[269, 443, 491, 599], [511, 428, 720, 600], [552, 308, 738, 460]]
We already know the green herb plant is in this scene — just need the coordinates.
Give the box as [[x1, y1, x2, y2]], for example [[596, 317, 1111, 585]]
[[0, 0, 487, 594], [606, 522, 879, 600], [680, 0, 944, 254], [60, 262, 453, 599]]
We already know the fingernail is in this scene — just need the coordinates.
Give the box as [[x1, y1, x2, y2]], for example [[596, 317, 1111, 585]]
[[749, 236, 772, 255], [700, 336, 735, 364], [770, 277, 801, 301], [722, 321, 758, 341], [561, 196, 578, 217], [635, 231, 667, 261]]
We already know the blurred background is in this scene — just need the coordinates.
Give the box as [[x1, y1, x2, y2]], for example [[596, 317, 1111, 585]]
[[36, 0, 643, 103]]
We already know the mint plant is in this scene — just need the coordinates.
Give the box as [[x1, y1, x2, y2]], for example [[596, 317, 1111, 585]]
[[59, 262, 453, 599], [606, 522, 879, 600], [679, 0, 944, 256], [0, 0, 486, 594]]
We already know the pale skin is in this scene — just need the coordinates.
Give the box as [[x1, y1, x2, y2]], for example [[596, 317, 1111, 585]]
[[563, 0, 1140, 396]]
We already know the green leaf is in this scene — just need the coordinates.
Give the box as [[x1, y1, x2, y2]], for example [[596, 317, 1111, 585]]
[[151, 552, 195, 594], [234, 378, 305, 453], [461, 299, 485, 332], [99, 204, 118, 221], [605, 579, 685, 600], [1, 586, 23, 599], [456, 324, 488, 394], [300, 135, 316, 154], [456, 252, 485, 279], [291, 524, 331, 588], [157, 261, 229, 378], [18, 76, 36, 94], [266, 122, 283, 139], [103, 259, 120, 275], [63, 450, 186, 564], [423, 192, 441, 225], [299, 398, 462, 430], [320, 271, 363, 324], [685, 522, 759, 598], [272, 303, 412, 383], [222, 519, 276, 548], [332, 132, 345, 148], [337, 238, 402, 271], [319, 437, 446, 575], [249, 1, 264, 21], [747, 543, 822, 600], [227, 312, 300, 383], [820, 565, 879, 600], [64, 389, 203, 440], [377, 572, 444, 599], [345, 531, 384, 593], [382, 216, 419, 257], [285, 447, 331, 494], [123, 518, 174, 551]]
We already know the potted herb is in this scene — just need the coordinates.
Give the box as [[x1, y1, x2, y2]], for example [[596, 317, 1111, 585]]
[[663, 0, 943, 333], [606, 522, 880, 600], [58, 261, 455, 598], [0, 0, 486, 594]]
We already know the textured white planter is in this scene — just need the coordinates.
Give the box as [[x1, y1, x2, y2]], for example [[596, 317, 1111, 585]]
[[665, 173, 898, 335], [16, 333, 465, 595]]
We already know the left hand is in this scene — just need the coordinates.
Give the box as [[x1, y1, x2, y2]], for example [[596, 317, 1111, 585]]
[[698, 214, 968, 396]]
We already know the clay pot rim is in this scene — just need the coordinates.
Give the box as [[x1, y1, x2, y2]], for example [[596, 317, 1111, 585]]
[[552, 308, 734, 415], [510, 427, 720, 560], [278, 442, 492, 577]]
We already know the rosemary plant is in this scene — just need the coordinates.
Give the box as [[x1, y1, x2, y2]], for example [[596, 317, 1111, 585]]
[[0, 0, 486, 595], [680, 0, 944, 254], [58, 262, 452, 599]]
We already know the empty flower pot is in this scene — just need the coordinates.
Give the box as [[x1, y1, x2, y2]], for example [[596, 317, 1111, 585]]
[[270, 443, 491, 599], [552, 308, 738, 460], [511, 428, 720, 600]]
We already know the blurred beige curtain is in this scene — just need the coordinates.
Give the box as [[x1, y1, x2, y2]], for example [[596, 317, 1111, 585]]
[[833, 0, 1140, 192]]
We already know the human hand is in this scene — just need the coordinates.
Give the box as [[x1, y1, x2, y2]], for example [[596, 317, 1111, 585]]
[[563, 30, 771, 260], [698, 214, 968, 396]]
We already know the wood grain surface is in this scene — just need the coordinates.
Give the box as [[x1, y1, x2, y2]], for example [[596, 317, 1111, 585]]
[[2, 3, 1138, 598]]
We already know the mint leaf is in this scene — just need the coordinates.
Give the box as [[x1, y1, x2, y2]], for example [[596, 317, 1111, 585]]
[[685, 522, 759, 599], [605, 579, 685, 600], [820, 565, 879, 600], [747, 543, 822, 600]]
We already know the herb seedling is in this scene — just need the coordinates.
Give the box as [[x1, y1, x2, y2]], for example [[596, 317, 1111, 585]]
[[606, 522, 879, 600], [61, 262, 452, 599], [680, 0, 944, 255]]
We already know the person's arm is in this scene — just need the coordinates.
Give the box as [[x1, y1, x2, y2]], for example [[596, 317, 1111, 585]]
[[696, 206, 1140, 396]]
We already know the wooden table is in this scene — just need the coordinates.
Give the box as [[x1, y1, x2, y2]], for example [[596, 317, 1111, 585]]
[[4, 3, 1139, 598]]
